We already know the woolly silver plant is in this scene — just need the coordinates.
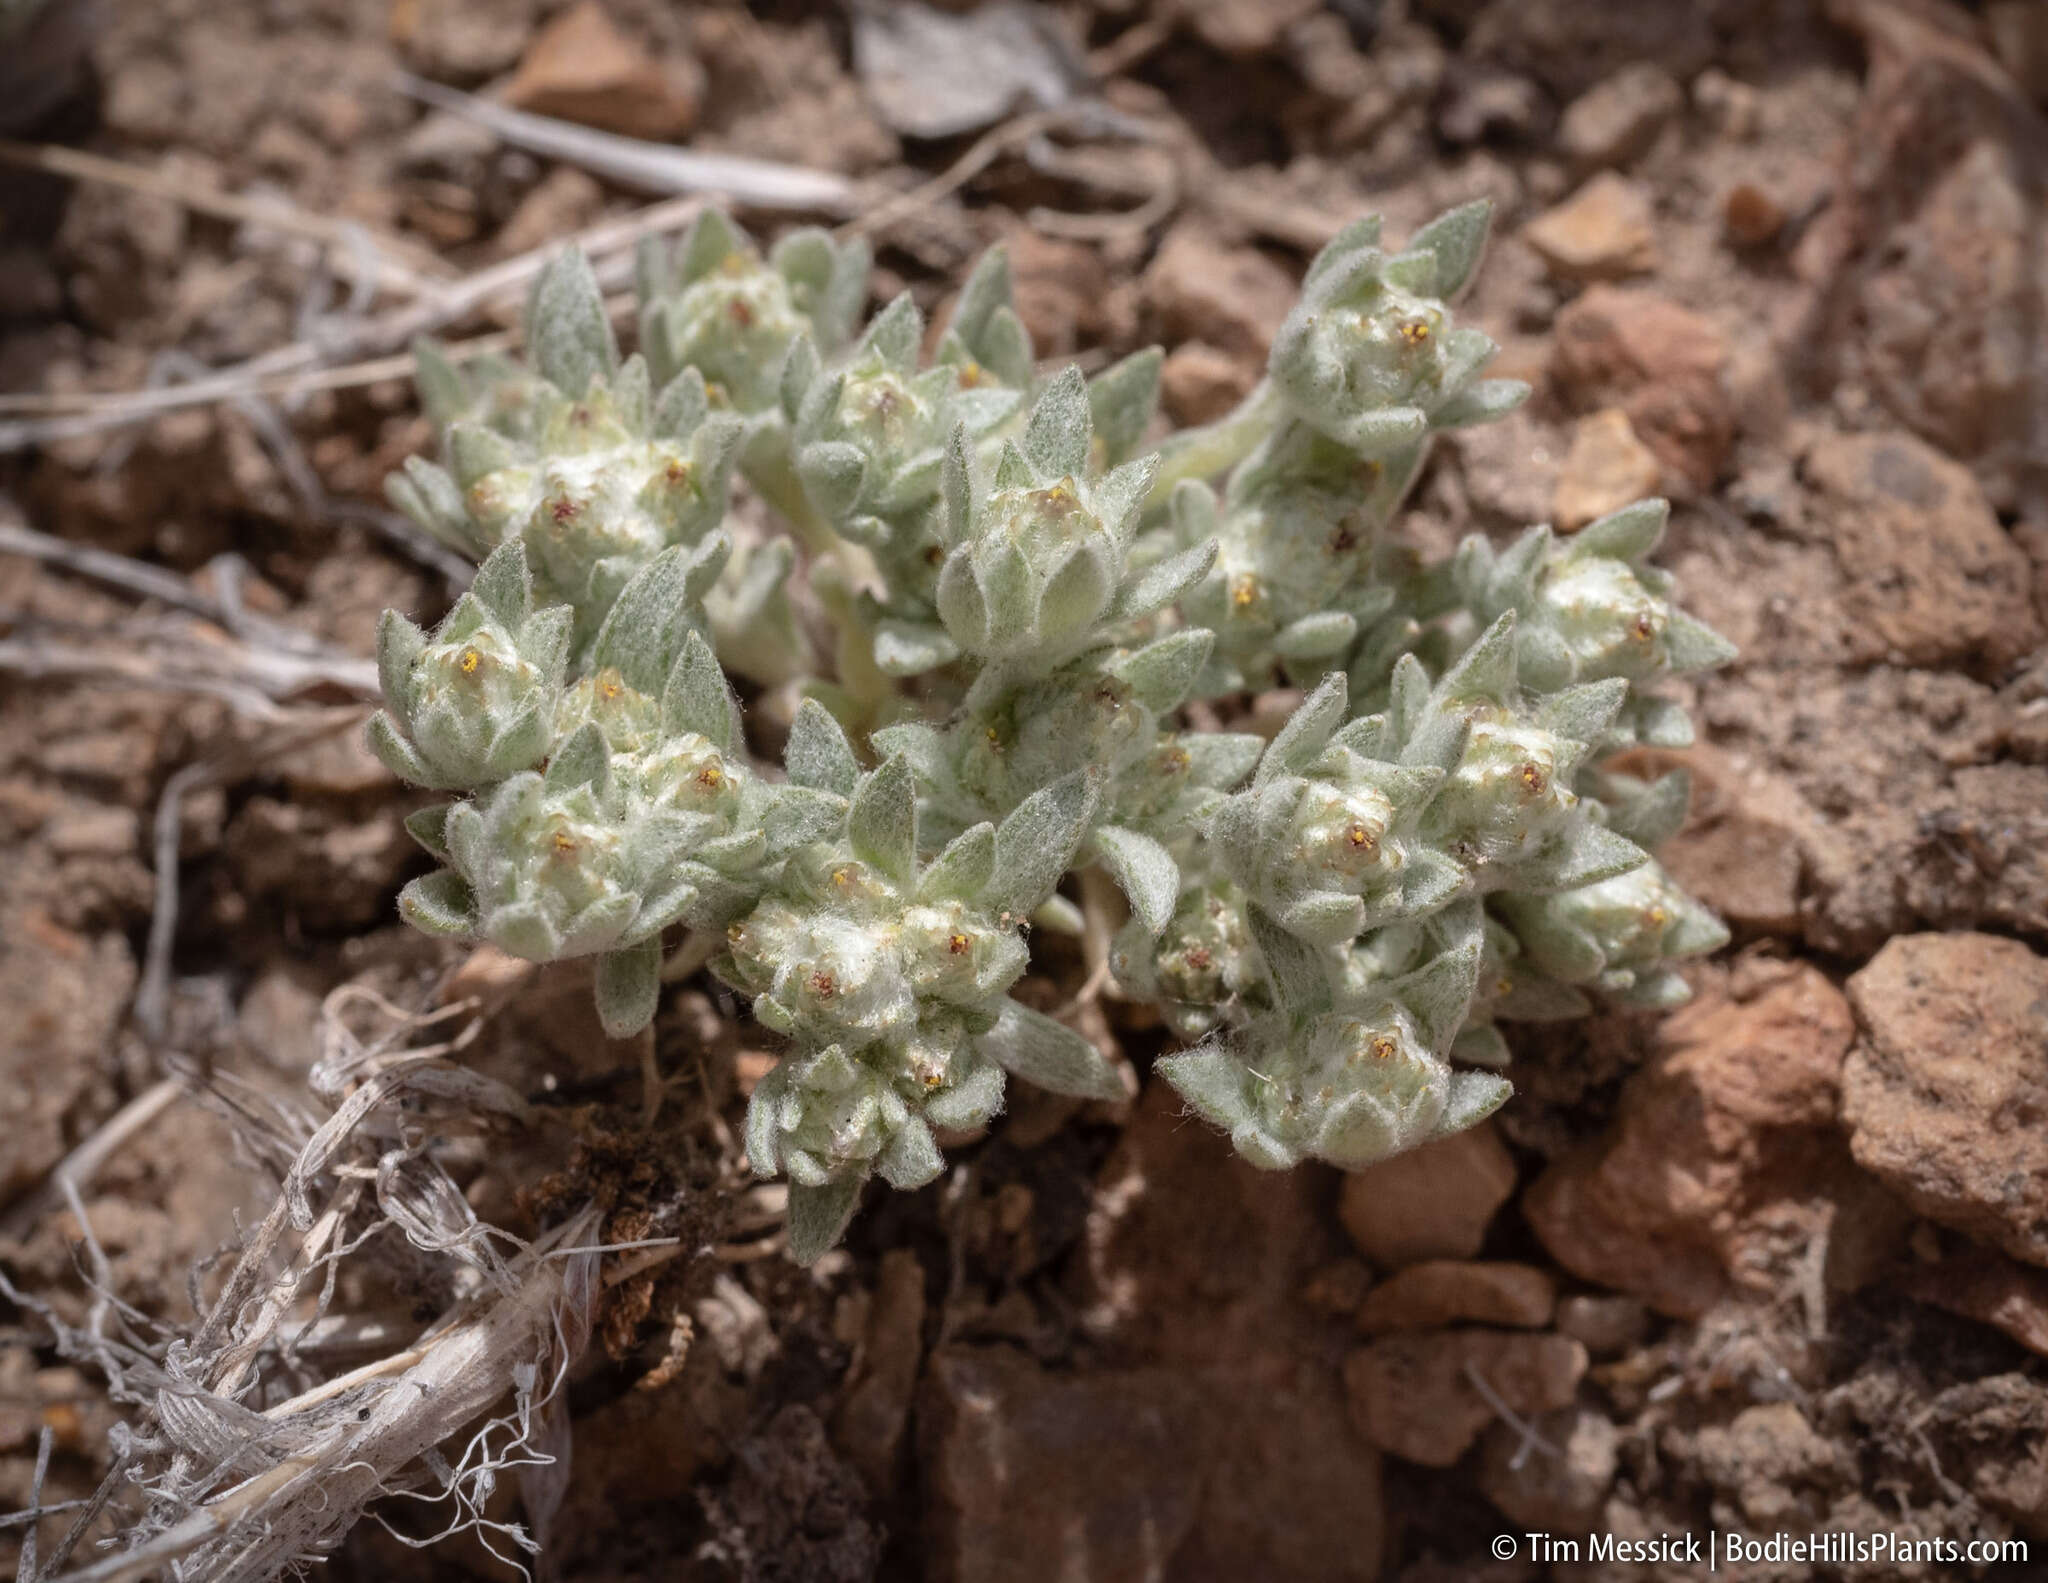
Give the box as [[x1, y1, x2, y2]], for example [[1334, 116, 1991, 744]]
[[378, 202, 1734, 1262]]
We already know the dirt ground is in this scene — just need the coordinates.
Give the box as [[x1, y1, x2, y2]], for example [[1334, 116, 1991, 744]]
[[3, 0, 2047, 1578]]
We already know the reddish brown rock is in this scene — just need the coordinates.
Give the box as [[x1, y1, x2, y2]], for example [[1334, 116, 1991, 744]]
[[1358, 1261, 1556, 1334], [1558, 63, 1682, 169], [1525, 961, 1907, 1319], [1550, 285, 1734, 490], [919, 1347, 1208, 1583], [1070, 1082, 1384, 1581], [832, 1248, 927, 1493], [504, 1, 702, 141], [1144, 222, 1297, 363], [1898, 1251, 2048, 1359], [1842, 933, 2048, 1268], [1338, 1122, 1518, 1270], [1642, 745, 1807, 936], [1161, 341, 1259, 426], [1177, 0, 1322, 56], [1797, 430, 2042, 673], [1344, 1330, 1587, 1467], [1522, 173, 1659, 281], [1002, 227, 1114, 360], [1552, 407, 1661, 530], [1476, 1405, 1619, 1531]]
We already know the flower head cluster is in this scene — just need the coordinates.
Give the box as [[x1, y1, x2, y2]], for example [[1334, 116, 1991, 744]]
[[373, 202, 1739, 1262]]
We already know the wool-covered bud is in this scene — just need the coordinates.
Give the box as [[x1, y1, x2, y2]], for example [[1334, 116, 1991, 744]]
[[1210, 673, 1462, 946], [1451, 500, 1737, 705], [368, 542, 570, 790], [388, 251, 748, 658], [1496, 858, 1731, 1009], [1174, 427, 1415, 692], [1158, 903, 1508, 1170], [636, 210, 872, 410], [729, 713, 1122, 1260], [1111, 876, 1265, 1040], [1269, 202, 1527, 458]]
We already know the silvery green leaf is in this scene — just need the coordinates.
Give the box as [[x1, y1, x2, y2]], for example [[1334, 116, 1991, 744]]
[[1091, 825, 1179, 935], [1088, 347, 1163, 466], [1091, 454, 1159, 547], [404, 804, 453, 863], [1438, 610, 1518, 702], [489, 902, 563, 961], [784, 698, 859, 797], [677, 208, 746, 284], [1408, 199, 1492, 299], [873, 620, 960, 677], [1453, 1024, 1512, 1069], [848, 754, 917, 884], [935, 547, 989, 651], [989, 771, 1097, 918], [1340, 407, 1430, 457], [398, 870, 475, 936], [1666, 903, 1731, 958], [1279, 890, 1367, 947], [1536, 678, 1630, 745], [375, 609, 426, 715], [1663, 610, 1738, 672], [526, 248, 616, 397], [757, 785, 847, 862], [796, 441, 870, 521], [979, 999, 1125, 1101], [991, 439, 1034, 493], [411, 336, 471, 424], [543, 721, 610, 794], [591, 546, 705, 694], [919, 822, 996, 902], [1113, 536, 1216, 622], [1247, 903, 1333, 1014], [366, 712, 451, 790], [1637, 696, 1695, 747], [1433, 379, 1529, 429], [469, 540, 531, 628], [820, 236, 873, 349], [595, 937, 662, 1039], [487, 704, 552, 780], [662, 631, 740, 751], [925, 1060, 1005, 1130], [1379, 248, 1438, 294], [978, 541, 1037, 652], [949, 245, 1013, 351], [447, 421, 519, 489], [978, 306, 1033, 389], [787, 1176, 865, 1265], [1114, 629, 1214, 714], [654, 366, 709, 439], [871, 722, 949, 790], [1273, 611, 1358, 660], [1520, 821, 1649, 894], [1184, 731, 1263, 790], [1257, 672, 1349, 787], [1038, 539, 1114, 642], [1393, 940, 1481, 1051], [877, 1117, 944, 1190], [941, 424, 973, 547], [859, 291, 923, 369], [1156, 1045, 1259, 1137], [386, 457, 476, 553], [1436, 1070, 1512, 1136], [1032, 894, 1086, 935], [1573, 498, 1667, 562], [1022, 365, 1091, 480], [1303, 215, 1383, 287]]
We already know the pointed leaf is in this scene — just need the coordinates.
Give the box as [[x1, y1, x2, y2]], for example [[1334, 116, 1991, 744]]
[[1091, 826, 1179, 935], [920, 822, 996, 902], [787, 1176, 864, 1265], [847, 754, 917, 884], [1114, 536, 1217, 622], [980, 999, 1125, 1101], [784, 698, 859, 797], [1247, 903, 1333, 1014], [526, 248, 616, 397], [1408, 199, 1492, 299], [877, 1117, 944, 1190], [595, 937, 662, 1039], [398, 870, 476, 937], [469, 540, 531, 628], [1258, 672, 1350, 787], [544, 721, 610, 793], [1663, 609, 1738, 673], [1573, 497, 1667, 562], [1088, 346, 1163, 466], [989, 772, 1097, 918], [1022, 365, 1091, 480], [662, 630, 739, 751], [1114, 629, 1215, 714]]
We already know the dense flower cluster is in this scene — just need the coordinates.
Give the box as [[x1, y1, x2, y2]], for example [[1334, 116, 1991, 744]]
[[375, 204, 1734, 1259]]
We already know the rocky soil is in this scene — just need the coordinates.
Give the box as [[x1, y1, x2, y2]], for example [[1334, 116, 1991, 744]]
[[2, 0, 2047, 1579]]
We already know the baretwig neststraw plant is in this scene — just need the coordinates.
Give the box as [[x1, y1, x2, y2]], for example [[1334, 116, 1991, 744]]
[[375, 203, 1733, 1261]]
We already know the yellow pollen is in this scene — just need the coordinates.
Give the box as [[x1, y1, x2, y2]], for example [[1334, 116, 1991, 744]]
[[832, 865, 858, 888], [947, 932, 971, 955], [1518, 762, 1547, 796], [598, 675, 622, 700], [1230, 574, 1260, 609], [1345, 823, 1377, 852], [1398, 319, 1432, 346], [1369, 1035, 1398, 1061], [958, 361, 985, 388], [458, 647, 481, 675], [550, 830, 577, 855], [697, 765, 725, 791]]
